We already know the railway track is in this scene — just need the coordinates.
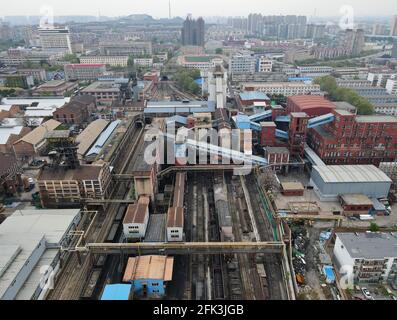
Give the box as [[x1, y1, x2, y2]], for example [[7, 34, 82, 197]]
[[245, 174, 287, 300], [46, 119, 144, 300]]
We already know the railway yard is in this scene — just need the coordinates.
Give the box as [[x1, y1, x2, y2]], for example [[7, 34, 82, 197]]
[[151, 81, 203, 101], [43, 110, 291, 300]]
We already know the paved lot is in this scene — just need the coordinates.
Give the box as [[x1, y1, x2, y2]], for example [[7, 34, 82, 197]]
[[352, 284, 397, 301], [274, 170, 397, 229]]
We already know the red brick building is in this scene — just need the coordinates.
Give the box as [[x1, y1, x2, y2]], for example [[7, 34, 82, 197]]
[[53, 95, 96, 126], [308, 109, 397, 166], [264, 146, 290, 171], [287, 95, 335, 117]]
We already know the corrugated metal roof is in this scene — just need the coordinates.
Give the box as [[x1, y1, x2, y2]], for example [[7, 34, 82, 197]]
[[0, 208, 80, 298], [0, 126, 24, 144], [76, 119, 109, 156], [239, 91, 270, 101], [1, 97, 69, 109], [123, 256, 174, 282], [86, 120, 121, 156], [15, 119, 61, 145], [313, 165, 392, 184]]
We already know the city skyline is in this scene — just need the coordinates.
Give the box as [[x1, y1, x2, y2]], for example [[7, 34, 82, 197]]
[[0, 0, 396, 19]]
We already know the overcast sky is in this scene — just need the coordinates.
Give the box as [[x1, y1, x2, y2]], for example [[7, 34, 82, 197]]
[[1, 0, 395, 18]]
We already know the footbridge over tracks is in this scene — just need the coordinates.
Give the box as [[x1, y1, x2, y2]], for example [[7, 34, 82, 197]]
[[74, 242, 285, 255]]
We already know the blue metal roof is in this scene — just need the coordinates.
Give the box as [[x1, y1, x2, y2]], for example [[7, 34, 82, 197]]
[[166, 115, 187, 125], [101, 284, 131, 300], [235, 114, 251, 129], [194, 78, 204, 86], [86, 120, 121, 156], [239, 91, 270, 101]]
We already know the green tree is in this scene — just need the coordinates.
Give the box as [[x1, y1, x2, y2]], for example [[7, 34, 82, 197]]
[[369, 222, 380, 232], [215, 48, 223, 54], [127, 55, 134, 67], [314, 76, 374, 115]]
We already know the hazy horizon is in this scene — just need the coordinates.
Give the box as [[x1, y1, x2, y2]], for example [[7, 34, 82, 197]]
[[0, 0, 396, 19]]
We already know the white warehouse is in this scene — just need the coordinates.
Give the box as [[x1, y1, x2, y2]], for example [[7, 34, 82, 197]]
[[310, 165, 392, 201], [0, 208, 81, 300]]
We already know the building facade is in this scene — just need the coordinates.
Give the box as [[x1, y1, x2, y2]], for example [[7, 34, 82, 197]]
[[38, 27, 72, 54], [229, 53, 256, 76], [308, 109, 397, 166], [64, 64, 106, 81], [243, 82, 321, 96], [334, 232, 397, 284], [80, 55, 128, 67], [37, 164, 112, 207]]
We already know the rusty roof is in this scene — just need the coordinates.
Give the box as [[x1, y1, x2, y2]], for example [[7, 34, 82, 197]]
[[123, 255, 174, 282], [166, 207, 184, 228], [288, 95, 335, 110], [172, 172, 186, 208], [123, 203, 148, 225]]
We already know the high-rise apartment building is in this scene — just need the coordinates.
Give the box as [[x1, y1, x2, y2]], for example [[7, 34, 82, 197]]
[[341, 29, 365, 56], [248, 13, 263, 35], [390, 15, 397, 36], [181, 15, 205, 47], [392, 39, 397, 59], [38, 26, 72, 54]]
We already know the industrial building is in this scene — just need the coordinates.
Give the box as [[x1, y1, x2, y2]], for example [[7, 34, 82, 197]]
[[308, 109, 397, 166], [310, 165, 392, 201], [122, 197, 150, 240], [237, 91, 270, 108], [0, 208, 81, 300], [79, 81, 121, 105], [85, 120, 121, 158], [37, 163, 112, 207], [131, 140, 159, 201], [13, 119, 61, 160], [0, 123, 30, 154], [287, 95, 335, 117], [76, 119, 109, 161], [333, 232, 397, 284], [166, 207, 184, 242], [0, 153, 22, 196], [339, 193, 374, 216], [122, 255, 174, 298], [1, 97, 70, 118], [33, 80, 78, 96]]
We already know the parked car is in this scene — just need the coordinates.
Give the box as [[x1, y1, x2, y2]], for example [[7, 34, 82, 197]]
[[361, 288, 374, 300]]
